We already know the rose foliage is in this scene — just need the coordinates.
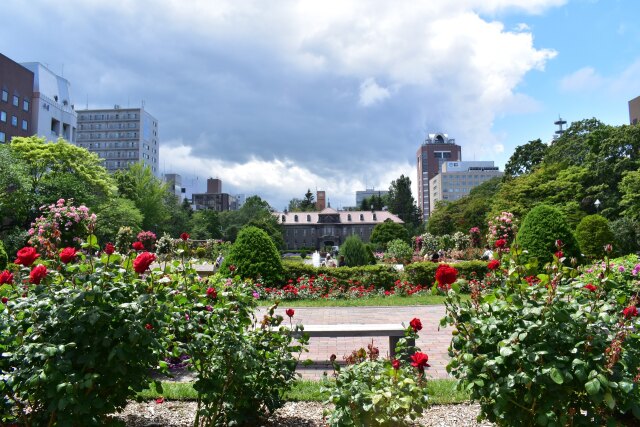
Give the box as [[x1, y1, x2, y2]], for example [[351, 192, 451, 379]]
[[442, 246, 640, 426]]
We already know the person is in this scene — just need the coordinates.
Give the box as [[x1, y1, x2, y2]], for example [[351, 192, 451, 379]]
[[324, 254, 337, 267], [214, 252, 224, 269], [338, 255, 346, 267], [481, 246, 493, 260], [430, 252, 439, 262]]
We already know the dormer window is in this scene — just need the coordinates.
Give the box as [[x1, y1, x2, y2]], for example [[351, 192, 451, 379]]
[[372, 213, 377, 221], [281, 215, 286, 222], [294, 215, 299, 222], [347, 214, 352, 221], [307, 214, 311, 222], [359, 214, 364, 221]]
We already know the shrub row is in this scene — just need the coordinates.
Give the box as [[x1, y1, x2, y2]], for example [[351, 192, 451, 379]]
[[282, 260, 489, 291]]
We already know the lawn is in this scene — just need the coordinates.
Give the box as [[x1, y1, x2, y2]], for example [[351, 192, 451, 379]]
[[139, 378, 469, 405], [257, 294, 467, 307]]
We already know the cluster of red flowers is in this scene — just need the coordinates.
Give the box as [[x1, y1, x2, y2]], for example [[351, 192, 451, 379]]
[[133, 252, 156, 274], [487, 259, 501, 271], [435, 264, 458, 291]]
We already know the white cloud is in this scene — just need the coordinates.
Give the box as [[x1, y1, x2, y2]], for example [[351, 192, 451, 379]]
[[358, 78, 391, 107], [560, 67, 605, 92], [514, 23, 531, 32], [0, 0, 566, 208], [494, 143, 505, 153]]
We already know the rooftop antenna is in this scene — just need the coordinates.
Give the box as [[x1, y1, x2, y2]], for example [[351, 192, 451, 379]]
[[554, 115, 567, 140]]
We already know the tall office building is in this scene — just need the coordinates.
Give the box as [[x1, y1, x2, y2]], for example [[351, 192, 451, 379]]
[[21, 62, 77, 142], [355, 189, 389, 207], [0, 54, 34, 144], [429, 161, 502, 213], [630, 96, 640, 125], [416, 133, 462, 220], [75, 106, 159, 175]]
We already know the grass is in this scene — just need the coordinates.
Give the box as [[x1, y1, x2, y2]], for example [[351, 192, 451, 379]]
[[138, 378, 469, 405], [257, 294, 468, 307]]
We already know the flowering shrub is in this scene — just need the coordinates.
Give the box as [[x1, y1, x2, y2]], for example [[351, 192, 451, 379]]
[[0, 245, 168, 425], [452, 231, 470, 250], [168, 272, 308, 426], [486, 211, 517, 248], [27, 198, 96, 257], [154, 232, 175, 261], [442, 247, 640, 425], [385, 238, 414, 265], [418, 232, 439, 255], [324, 323, 429, 426], [469, 227, 482, 248], [137, 230, 157, 251], [115, 225, 136, 253]]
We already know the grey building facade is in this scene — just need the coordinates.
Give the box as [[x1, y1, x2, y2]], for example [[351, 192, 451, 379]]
[[275, 207, 403, 250], [75, 106, 159, 176]]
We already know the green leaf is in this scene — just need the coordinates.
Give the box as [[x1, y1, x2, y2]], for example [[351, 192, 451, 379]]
[[550, 368, 563, 384], [585, 378, 600, 396], [499, 347, 514, 357], [603, 392, 615, 410]]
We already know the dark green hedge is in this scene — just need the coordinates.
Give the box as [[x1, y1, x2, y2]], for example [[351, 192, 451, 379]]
[[403, 261, 489, 287], [282, 261, 401, 290], [282, 260, 489, 291]]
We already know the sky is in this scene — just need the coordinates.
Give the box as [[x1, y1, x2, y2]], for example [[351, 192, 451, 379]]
[[2, 0, 639, 210]]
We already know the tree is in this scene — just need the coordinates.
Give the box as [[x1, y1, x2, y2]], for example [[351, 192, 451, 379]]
[[370, 219, 409, 250], [574, 215, 614, 260], [189, 210, 222, 240], [221, 226, 284, 285], [114, 163, 170, 232], [93, 198, 144, 245], [0, 144, 31, 232], [339, 235, 373, 267], [387, 175, 421, 230], [504, 138, 547, 178], [288, 189, 316, 212], [219, 196, 283, 247], [359, 194, 386, 211], [620, 170, 640, 221], [426, 201, 457, 236]]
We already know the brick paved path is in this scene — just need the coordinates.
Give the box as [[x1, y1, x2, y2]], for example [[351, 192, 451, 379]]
[[258, 305, 452, 380]]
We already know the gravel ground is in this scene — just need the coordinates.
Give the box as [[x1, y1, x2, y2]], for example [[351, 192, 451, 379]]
[[113, 401, 494, 426]]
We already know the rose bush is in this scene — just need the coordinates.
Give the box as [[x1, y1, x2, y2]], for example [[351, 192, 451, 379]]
[[442, 246, 640, 426]]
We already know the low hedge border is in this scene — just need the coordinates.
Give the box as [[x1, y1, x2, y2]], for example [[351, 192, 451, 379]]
[[282, 260, 489, 291]]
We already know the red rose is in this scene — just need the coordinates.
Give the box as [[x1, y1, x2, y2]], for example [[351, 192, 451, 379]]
[[206, 287, 217, 299], [133, 252, 156, 274], [59, 247, 77, 264], [229, 265, 236, 272], [604, 243, 613, 254], [132, 241, 145, 251], [180, 232, 190, 241], [286, 308, 295, 318], [555, 239, 563, 249], [410, 351, 430, 372], [145, 323, 153, 330], [435, 264, 458, 287], [104, 243, 115, 255], [409, 317, 422, 332], [392, 359, 401, 370], [584, 284, 597, 292], [555, 251, 564, 259], [623, 305, 638, 318], [1, 297, 8, 304], [29, 265, 48, 285], [15, 246, 40, 266], [495, 239, 507, 249], [155, 397, 164, 404], [0, 270, 13, 285], [487, 259, 501, 270]]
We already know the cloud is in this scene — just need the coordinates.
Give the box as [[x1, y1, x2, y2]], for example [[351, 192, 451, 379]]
[[358, 78, 391, 107], [0, 0, 564, 208], [560, 61, 640, 96], [560, 67, 605, 92]]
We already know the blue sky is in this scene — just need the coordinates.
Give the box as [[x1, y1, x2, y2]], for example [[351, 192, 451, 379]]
[[1, 0, 638, 210]]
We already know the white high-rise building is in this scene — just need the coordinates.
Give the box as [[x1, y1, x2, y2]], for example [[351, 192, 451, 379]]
[[21, 62, 77, 142], [75, 106, 159, 176]]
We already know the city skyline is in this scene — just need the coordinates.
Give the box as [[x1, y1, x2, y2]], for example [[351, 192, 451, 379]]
[[1, 0, 639, 210]]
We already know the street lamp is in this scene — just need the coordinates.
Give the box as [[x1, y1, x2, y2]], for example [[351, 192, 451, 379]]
[[594, 199, 601, 213]]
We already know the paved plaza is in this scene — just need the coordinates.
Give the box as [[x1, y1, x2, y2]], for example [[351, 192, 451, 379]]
[[258, 305, 453, 380]]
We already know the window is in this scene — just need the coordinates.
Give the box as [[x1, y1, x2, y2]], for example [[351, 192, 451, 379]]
[[11, 116, 17, 127], [23, 99, 29, 112], [21, 120, 27, 131], [12, 95, 18, 107], [0, 131, 5, 142], [0, 111, 5, 122], [281, 215, 286, 222], [347, 214, 352, 221], [294, 215, 298, 222], [1, 90, 7, 102], [359, 214, 364, 221], [307, 214, 311, 222]]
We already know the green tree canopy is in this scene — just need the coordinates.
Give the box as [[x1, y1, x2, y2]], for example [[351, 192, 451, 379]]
[[114, 163, 169, 232], [504, 138, 547, 178], [370, 219, 409, 250], [93, 197, 144, 245], [387, 175, 421, 231]]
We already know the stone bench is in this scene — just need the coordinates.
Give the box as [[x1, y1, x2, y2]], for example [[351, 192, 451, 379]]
[[290, 323, 414, 359]]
